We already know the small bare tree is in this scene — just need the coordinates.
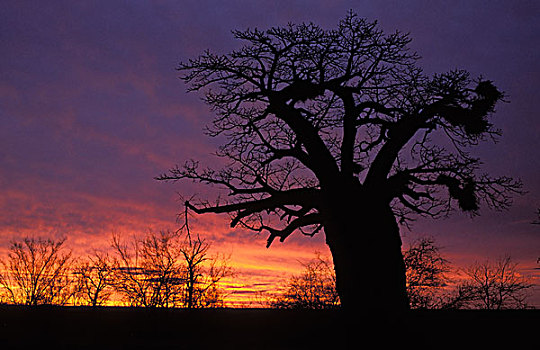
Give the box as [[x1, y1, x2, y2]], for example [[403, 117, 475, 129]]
[[110, 229, 232, 308], [74, 251, 114, 306], [180, 232, 233, 308], [199, 252, 233, 308], [0, 237, 76, 305], [403, 237, 451, 309], [271, 252, 340, 309], [110, 231, 185, 307], [445, 256, 533, 309]]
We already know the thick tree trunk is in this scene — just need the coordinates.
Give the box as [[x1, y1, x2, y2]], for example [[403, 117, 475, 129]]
[[324, 196, 409, 313]]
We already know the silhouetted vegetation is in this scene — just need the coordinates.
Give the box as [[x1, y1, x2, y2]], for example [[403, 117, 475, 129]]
[[268, 241, 534, 310], [403, 237, 451, 309], [110, 230, 232, 308], [271, 252, 340, 309], [110, 230, 185, 307], [404, 241, 534, 310], [0, 233, 232, 308], [73, 251, 114, 306], [0, 237, 77, 305], [157, 11, 523, 311], [178, 232, 233, 308], [443, 256, 534, 309]]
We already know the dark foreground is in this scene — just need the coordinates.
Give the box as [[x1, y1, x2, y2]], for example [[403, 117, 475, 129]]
[[0, 306, 537, 349]]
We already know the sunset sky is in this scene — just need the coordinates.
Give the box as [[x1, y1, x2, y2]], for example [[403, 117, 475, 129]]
[[1, 0, 539, 307]]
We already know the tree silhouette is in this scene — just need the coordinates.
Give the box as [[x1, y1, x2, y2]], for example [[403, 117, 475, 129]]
[[0, 237, 76, 305], [271, 240, 450, 310], [403, 237, 451, 309], [443, 256, 533, 309], [110, 230, 231, 308], [74, 251, 114, 306], [110, 231, 186, 307], [271, 252, 339, 309], [157, 12, 523, 311], [180, 232, 233, 308], [180, 233, 208, 309]]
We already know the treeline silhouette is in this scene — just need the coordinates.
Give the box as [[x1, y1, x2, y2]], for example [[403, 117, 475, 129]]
[[267, 237, 535, 310], [0, 234, 534, 309], [0, 231, 232, 307]]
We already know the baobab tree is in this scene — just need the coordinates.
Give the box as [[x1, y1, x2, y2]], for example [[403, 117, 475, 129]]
[[157, 12, 522, 312]]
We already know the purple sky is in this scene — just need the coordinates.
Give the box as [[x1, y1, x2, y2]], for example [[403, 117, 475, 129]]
[[1, 1, 539, 306]]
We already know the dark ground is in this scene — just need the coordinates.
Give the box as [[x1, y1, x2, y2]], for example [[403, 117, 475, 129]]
[[0, 306, 537, 349]]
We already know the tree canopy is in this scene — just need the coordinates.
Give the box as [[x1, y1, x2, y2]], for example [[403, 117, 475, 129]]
[[158, 12, 522, 246]]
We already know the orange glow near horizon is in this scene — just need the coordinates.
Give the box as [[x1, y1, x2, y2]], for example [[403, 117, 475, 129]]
[[0, 203, 332, 307], [1, 201, 539, 308]]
